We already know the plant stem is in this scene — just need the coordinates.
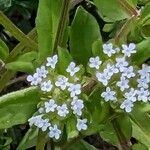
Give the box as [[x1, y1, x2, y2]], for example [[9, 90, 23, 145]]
[[112, 119, 131, 150], [117, 0, 138, 17], [0, 11, 38, 51], [6, 28, 37, 63], [53, 0, 71, 52], [0, 29, 37, 93], [36, 131, 46, 150]]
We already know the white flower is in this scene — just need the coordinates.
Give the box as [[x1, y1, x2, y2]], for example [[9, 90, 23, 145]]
[[27, 73, 42, 85], [46, 55, 58, 69], [89, 56, 102, 69], [66, 62, 80, 76], [76, 118, 87, 131], [55, 76, 69, 90], [68, 84, 81, 97], [115, 57, 128, 72], [138, 64, 150, 77], [122, 66, 135, 78], [137, 77, 149, 89], [36, 66, 48, 78], [120, 100, 134, 112], [45, 99, 57, 113], [41, 80, 53, 92], [104, 64, 119, 77], [101, 87, 116, 102], [137, 88, 149, 102], [124, 88, 137, 102], [48, 125, 61, 140], [96, 71, 109, 86], [41, 119, 51, 131], [71, 97, 84, 116], [28, 115, 43, 126], [103, 43, 116, 57], [122, 43, 136, 57], [116, 76, 129, 91], [57, 104, 69, 117]]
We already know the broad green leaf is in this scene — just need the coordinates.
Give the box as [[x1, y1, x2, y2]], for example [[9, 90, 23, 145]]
[[17, 128, 38, 150], [66, 140, 97, 150], [100, 115, 132, 145], [17, 51, 38, 62], [130, 103, 150, 147], [132, 143, 148, 150], [66, 116, 79, 139], [132, 38, 150, 65], [70, 6, 101, 65], [141, 2, 150, 19], [93, 0, 130, 21], [5, 61, 34, 73], [0, 39, 9, 60], [141, 19, 150, 38], [36, 0, 62, 63], [57, 47, 72, 75], [0, 87, 40, 129], [100, 123, 118, 145], [92, 39, 107, 61]]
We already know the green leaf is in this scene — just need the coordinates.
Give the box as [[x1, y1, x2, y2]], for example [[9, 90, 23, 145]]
[[100, 123, 118, 145], [17, 51, 38, 62], [92, 39, 107, 61], [70, 6, 101, 65], [132, 38, 150, 65], [36, 0, 62, 63], [100, 114, 132, 145], [0, 39, 9, 60], [0, 87, 40, 129], [66, 116, 79, 139], [57, 47, 72, 75], [132, 143, 148, 150], [5, 61, 34, 73], [66, 140, 97, 150], [130, 103, 150, 147], [93, 0, 130, 21], [141, 2, 150, 19], [17, 128, 38, 150]]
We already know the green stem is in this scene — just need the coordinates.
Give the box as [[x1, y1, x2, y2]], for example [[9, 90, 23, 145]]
[[36, 131, 46, 150], [6, 28, 37, 63], [0, 29, 37, 93], [117, 0, 138, 17], [53, 0, 71, 52], [112, 119, 131, 150], [0, 11, 38, 51]]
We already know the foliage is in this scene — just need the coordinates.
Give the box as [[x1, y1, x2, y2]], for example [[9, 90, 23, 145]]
[[0, 0, 150, 150]]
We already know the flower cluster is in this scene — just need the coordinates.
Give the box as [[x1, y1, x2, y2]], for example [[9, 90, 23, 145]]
[[27, 42, 150, 140], [88, 43, 150, 112], [27, 55, 87, 140]]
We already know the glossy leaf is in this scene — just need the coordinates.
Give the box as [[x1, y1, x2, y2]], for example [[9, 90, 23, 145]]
[[132, 38, 150, 65], [57, 47, 72, 75], [17, 51, 38, 62], [130, 103, 150, 147], [93, 0, 130, 21], [130, 104, 150, 147], [66, 140, 97, 150], [66, 116, 79, 139], [36, 0, 62, 63], [70, 6, 101, 65], [17, 128, 38, 150], [5, 61, 34, 73], [0, 87, 40, 129]]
